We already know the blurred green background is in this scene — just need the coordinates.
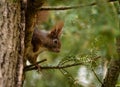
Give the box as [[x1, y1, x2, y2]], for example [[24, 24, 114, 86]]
[[23, 0, 119, 87]]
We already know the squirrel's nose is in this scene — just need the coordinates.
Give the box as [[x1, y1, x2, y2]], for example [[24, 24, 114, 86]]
[[55, 49, 60, 52], [56, 50, 60, 52]]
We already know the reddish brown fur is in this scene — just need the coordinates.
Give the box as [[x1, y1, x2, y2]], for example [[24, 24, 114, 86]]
[[27, 22, 64, 64]]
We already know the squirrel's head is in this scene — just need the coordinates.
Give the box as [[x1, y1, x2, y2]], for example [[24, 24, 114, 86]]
[[46, 21, 64, 52], [32, 21, 64, 53]]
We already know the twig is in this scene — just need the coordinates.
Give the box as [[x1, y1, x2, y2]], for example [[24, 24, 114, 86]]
[[39, 0, 117, 11], [91, 68, 103, 85], [25, 62, 83, 72], [91, 56, 101, 62], [24, 59, 47, 70]]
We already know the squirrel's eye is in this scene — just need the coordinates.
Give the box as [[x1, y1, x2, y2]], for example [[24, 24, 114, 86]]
[[53, 39, 58, 44]]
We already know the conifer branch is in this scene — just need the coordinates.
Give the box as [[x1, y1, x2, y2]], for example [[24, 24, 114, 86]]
[[24, 56, 101, 72], [24, 62, 83, 72]]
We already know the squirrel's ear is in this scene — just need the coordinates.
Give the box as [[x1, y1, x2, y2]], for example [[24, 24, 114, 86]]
[[49, 21, 64, 38]]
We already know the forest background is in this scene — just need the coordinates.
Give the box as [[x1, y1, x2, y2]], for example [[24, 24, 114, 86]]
[[23, 0, 120, 87]]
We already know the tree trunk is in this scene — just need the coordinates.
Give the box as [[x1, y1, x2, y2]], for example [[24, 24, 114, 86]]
[[0, 0, 24, 87], [102, 37, 120, 87], [102, 1, 120, 87]]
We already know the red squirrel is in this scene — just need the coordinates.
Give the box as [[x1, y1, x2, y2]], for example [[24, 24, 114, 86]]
[[24, 1, 64, 67], [26, 22, 64, 66]]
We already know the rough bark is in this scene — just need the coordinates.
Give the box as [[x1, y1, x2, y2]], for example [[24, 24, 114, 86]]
[[0, 0, 47, 86], [102, 37, 120, 87], [0, 0, 24, 87]]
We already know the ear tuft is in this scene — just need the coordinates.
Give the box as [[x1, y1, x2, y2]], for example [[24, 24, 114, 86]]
[[49, 21, 64, 38]]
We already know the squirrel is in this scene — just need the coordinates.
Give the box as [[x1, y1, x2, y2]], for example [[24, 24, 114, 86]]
[[26, 21, 64, 68], [24, 0, 64, 69]]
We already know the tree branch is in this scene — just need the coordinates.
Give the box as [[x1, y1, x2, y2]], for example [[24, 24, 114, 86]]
[[39, 0, 117, 11], [24, 59, 47, 70], [24, 62, 83, 72], [91, 68, 103, 85], [24, 56, 101, 72]]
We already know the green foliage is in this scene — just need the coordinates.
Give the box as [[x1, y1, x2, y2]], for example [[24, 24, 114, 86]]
[[24, 0, 119, 87]]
